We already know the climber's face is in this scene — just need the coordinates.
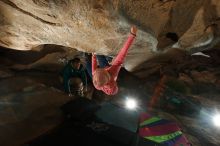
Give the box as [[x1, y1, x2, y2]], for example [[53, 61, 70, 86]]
[[71, 62, 80, 70]]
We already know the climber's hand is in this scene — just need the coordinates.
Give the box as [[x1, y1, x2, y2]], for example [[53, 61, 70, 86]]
[[68, 93, 73, 97], [84, 86, 88, 92], [130, 26, 137, 35]]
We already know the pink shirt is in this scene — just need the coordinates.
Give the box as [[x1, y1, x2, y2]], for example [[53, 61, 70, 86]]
[[92, 34, 136, 95]]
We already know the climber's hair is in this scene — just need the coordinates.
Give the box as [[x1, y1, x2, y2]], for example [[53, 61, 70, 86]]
[[93, 68, 111, 87], [69, 57, 80, 64]]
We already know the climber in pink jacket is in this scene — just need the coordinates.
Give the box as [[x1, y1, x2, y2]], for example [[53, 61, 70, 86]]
[[92, 26, 137, 95]]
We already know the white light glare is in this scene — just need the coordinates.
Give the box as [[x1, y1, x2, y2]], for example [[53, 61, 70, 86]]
[[125, 98, 137, 110], [213, 114, 220, 127]]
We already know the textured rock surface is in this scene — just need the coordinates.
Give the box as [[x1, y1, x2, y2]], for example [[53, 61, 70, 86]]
[[0, 73, 71, 146], [133, 49, 220, 146], [1, 0, 220, 70], [0, 47, 219, 146], [1, 1, 220, 146]]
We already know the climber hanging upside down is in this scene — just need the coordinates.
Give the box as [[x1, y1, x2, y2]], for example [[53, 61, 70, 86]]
[[88, 26, 137, 95]]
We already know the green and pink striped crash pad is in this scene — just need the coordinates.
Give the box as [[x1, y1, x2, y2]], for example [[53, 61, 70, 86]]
[[139, 113, 191, 146]]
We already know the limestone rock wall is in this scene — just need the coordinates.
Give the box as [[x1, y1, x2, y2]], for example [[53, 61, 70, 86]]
[[1, 0, 220, 70]]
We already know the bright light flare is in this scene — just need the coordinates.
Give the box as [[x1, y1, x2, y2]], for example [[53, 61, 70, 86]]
[[125, 98, 137, 110], [213, 114, 220, 127]]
